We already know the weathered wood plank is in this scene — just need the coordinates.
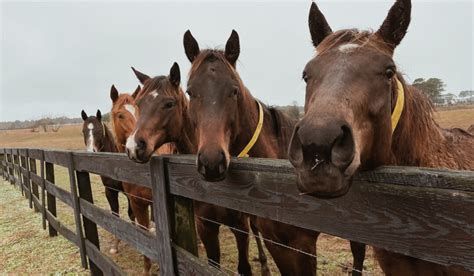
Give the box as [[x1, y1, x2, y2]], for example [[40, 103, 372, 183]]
[[45, 161, 57, 237], [29, 156, 39, 212], [44, 179, 73, 207], [174, 245, 226, 276], [32, 193, 42, 211], [79, 199, 159, 262], [67, 153, 88, 269], [18, 148, 27, 156], [165, 155, 474, 191], [46, 210, 78, 246], [28, 149, 43, 160], [30, 173, 42, 187], [77, 171, 102, 276], [84, 240, 124, 276], [44, 150, 70, 167], [167, 162, 474, 272], [72, 152, 151, 188], [150, 157, 175, 275]]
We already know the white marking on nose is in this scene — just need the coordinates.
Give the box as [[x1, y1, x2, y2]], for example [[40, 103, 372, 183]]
[[339, 43, 359, 53], [150, 90, 158, 98], [125, 129, 138, 158], [124, 104, 137, 120], [86, 127, 94, 152]]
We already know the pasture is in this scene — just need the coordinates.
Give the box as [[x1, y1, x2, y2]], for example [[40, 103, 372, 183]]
[[0, 106, 471, 274]]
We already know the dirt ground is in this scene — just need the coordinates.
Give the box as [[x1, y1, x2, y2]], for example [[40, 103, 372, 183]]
[[0, 106, 472, 275]]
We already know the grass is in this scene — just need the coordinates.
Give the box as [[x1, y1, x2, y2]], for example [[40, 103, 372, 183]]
[[1, 106, 472, 275]]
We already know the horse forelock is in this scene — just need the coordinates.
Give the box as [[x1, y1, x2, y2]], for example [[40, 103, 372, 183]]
[[189, 49, 247, 95], [316, 29, 392, 57]]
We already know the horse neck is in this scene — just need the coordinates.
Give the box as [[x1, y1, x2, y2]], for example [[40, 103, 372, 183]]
[[176, 101, 197, 154], [101, 125, 117, 153], [229, 88, 285, 158], [391, 86, 470, 170]]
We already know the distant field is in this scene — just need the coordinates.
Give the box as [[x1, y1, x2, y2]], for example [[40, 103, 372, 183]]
[[1, 106, 472, 274]]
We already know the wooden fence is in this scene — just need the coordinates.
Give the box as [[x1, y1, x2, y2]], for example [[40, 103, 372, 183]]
[[0, 148, 473, 275]]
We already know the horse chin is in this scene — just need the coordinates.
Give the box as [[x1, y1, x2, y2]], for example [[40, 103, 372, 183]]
[[295, 163, 352, 199]]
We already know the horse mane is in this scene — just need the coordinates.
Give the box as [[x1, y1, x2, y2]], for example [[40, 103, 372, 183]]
[[392, 75, 474, 169], [267, 105, 297, 157], [102, 122, 118, 153]]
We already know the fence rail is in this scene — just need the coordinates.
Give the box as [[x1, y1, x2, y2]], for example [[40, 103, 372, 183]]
[[0, 148, 473, 275]]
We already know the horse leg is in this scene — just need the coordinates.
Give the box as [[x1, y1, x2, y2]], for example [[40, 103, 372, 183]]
[[131, 199, 152, 275], [261, 229, 317, 276], [350, 241, 366, 276], [250, 222, 271, 276], [126, 195, 135, 223], [149, 204, 156, 233], [230, 219, 252, 276], [105, 187, 120, 254], [197, 220, 221, 269]]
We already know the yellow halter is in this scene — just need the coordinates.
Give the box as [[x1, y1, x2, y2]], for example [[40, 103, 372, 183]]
[[238, 101, 264, 158], [391, 77, 405, 133]]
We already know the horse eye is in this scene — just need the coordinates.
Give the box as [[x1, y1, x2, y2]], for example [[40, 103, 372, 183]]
[[302, 72, 309, 83], [186, 89, 193, 98], [118, 114, 124, 119], [231, 87, 239, 98], [164, 101, 176, 109], [385, 68, 396, 79]]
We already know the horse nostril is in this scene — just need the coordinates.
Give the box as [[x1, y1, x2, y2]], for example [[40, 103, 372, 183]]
[[137, 139, 146, 151], [331, 125, 355, 171]]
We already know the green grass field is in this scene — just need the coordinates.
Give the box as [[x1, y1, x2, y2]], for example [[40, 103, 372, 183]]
[[1, 106, 472, 275]]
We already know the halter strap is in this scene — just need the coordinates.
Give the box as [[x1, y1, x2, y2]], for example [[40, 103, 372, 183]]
[[238, 100, 264, 158], [391, 77, 405, 133]]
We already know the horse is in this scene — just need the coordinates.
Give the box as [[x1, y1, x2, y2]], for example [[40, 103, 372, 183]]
[[182, 30, 366, 275], [125, 63, 270, 276], [287, 1, 473, 275], [109, 84, 174, 275], [80, 109, 135, 254]]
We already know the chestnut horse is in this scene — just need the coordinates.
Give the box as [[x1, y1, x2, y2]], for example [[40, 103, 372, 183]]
[[288, 0, 473, 275], [182, 30, 366, 275], [125, 63, 270, 276], [109, 84, 174, 274], [80, 109, 134, 254]]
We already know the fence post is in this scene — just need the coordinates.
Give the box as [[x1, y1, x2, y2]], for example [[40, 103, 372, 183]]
[[13, 149, 22, 193], [45, 160, 57, 237], [76, 170, 103, 276], [9, 149, 15, 185], [0, 149, 4, 180], [29, 150, 40, 212], [21, 150, 33, 208], [150, 156, 176, 275], [66, 153, 88, 269], [40, 151, 47, 230]]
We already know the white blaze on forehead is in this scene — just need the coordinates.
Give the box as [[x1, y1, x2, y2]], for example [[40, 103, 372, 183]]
[[125, 129, 138, 158], [124, 104, 137, 120], [150, 90, 159, 99], [339, 43, 359, 53], [86, 127, 94, 152]]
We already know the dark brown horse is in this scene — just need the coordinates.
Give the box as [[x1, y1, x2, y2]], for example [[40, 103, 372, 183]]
[[125, 63, 270, 276], [288, 1, 473, 275], [80, 109, 134, 254], [183, 30, 366, 275], [110, 84, 174, 274]]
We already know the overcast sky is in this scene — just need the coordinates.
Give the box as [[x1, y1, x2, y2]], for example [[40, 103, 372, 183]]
[[1, 0, 472, 122]]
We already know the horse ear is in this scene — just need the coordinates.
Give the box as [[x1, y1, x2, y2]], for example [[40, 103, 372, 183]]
[[81, 110, 88, 121], [183, 30, 200, 63], [131, 67, 150, 84], [225, 30, 240, 66], [96, 110, 102, 121], [169, 62, 181, 87], [308, 2, 332, 48], [110, 85, 119, 103], [132, 85, 141, 99], [375, 0, 411, 49]]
